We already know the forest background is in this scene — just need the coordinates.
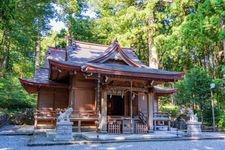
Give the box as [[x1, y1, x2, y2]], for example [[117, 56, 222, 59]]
[[1, 0, 225, 129]]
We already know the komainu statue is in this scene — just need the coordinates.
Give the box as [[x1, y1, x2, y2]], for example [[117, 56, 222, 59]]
[[187, 109, 198, 122], [57, 107, 73, 122]]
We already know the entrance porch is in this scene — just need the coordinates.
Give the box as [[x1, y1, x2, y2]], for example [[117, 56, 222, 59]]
[[97, 80, 155, 134]]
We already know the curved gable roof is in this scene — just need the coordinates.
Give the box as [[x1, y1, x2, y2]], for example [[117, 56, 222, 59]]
[[67, 40, 144, 67], [88, 40, 142, 67]]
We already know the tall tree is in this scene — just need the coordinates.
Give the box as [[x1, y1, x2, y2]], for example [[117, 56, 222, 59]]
[[146, 0, 158, 68], [175, 67, 212, 123], [56, 0, 87, 43], [0, 0, 16, 71]]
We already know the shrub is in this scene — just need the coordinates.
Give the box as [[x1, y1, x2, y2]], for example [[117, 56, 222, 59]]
[[8, 108, 34, 125], [160, 103, 180, 118], [218, 111, 225, 130], [0, 76, 36, 109]]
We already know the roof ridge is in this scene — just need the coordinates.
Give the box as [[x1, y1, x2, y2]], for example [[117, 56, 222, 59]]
[[48, 46, 66, 51], [88, 41, 142, 67], [73, 40, 109, 47], [72, 40, 136, 50]]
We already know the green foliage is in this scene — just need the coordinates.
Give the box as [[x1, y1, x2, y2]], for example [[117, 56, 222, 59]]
[[0, 76, 36, 110], [41, 30, 67, 64], [175, 67, 212, 123], [1, 0, 225, 128], [160, 103, 180, 118], [218, 111, 225, 130], [157, 0, 225, 75], [71, 17, 99, 43], [0, 1, 54, 114]]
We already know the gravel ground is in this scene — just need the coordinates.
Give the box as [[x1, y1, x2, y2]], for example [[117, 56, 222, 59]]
[[0, 135, 225, 150]]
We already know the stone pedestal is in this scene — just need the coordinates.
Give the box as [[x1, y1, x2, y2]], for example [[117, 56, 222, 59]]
[[55, 121, 73, 141], [187, 121, 202, 136]]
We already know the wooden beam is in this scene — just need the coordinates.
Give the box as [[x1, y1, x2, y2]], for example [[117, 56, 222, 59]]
[[107, 77, 151, 83], [105, 86, 148, 93]]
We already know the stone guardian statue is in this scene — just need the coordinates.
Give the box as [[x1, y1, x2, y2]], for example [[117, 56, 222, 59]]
[[57, 107, 73, 122], [186, 108, 202, 136], [55, 107, 74, 141]]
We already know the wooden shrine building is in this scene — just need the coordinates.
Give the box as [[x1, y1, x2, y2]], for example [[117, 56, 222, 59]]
[[20, 40, 184, 133]]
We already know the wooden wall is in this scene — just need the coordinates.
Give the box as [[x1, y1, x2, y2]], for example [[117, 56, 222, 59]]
[[38, 87, 69, 109], [133, 95, 138, 116], [73, 77, 96, 112], [138, 93, 147, 114]]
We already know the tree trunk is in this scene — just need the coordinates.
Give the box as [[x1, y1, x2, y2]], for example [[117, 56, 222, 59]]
[[35, 18, 42, 70], [67, 15, 73, 46], [223, 40, 225, 60], [222, 18, 225, 61], [148, 6, 158, 69], [0, 30, 10, 71], [35, 35, 41, 70]]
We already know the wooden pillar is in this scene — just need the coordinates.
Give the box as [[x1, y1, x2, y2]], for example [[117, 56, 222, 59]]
[[99, 90, 107, 133], [53, 88, 56, 110], [35, 89, 40, 128], [37, 88, 40, 109], [96, 74, 101, 131], [130, 81, 133, 123], [71, 87, 76, 109], [69, 75, 76, 108], [147, 93, 154, 132], [124, 95, 128, 116], [154, 95, 158, 113], [97, 74, 101, 115]]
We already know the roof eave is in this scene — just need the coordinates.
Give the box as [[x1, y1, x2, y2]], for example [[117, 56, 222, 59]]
[[153, 87, 176, 96], [48, 59, 81, 81], [83, 66, 184, 82], [19, 78, 68, 94]]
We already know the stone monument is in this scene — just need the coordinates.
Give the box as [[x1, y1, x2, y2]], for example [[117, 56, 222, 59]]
[[55, 107, 74, 141], [186, 109, 202, 136]]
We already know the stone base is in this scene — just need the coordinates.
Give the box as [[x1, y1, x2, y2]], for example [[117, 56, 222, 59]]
[[54, 121, 73, 141], [187, 121, 202, 136], [99, 130, 107, 134], [148, 129, 154, 133]]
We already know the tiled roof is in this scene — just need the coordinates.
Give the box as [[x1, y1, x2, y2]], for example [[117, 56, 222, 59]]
[[44, 47, 66, 68], [20, 68, 68, 91], [21, 40, 184, 92], [68, 41, 143, 66], [44, 41, 144, 68], [68, 41, 107, 63], [122, 48, 144, 66], [85, 63, 182, 75]]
